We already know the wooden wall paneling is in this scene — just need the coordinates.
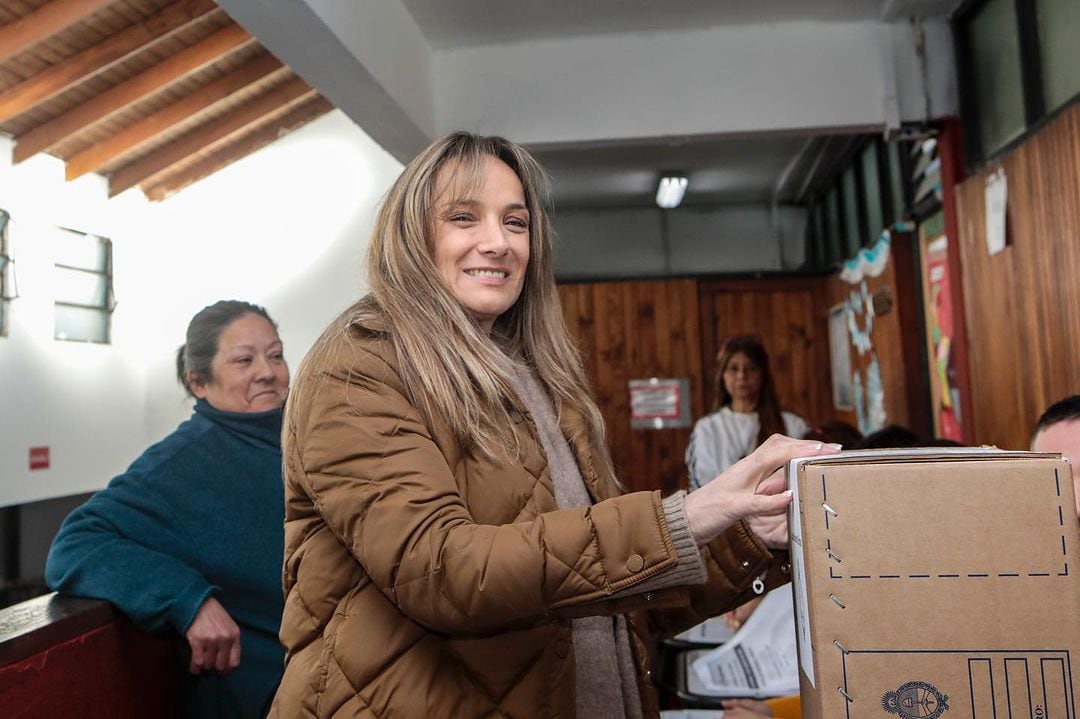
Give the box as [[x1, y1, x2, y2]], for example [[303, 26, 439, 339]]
[[560, 283, 596, 367], [557, 279, 702, 495], [891, 234, 931, 439], [699, 277, 831, 428], [811, 280, 835, 429], [591, 281, 628, 483], [627, 282, 663, 494], [956, 105, 1080, 450], [666, 280, 706, 419], [647, 280, 704, 495], [955, 187, 1026, 447]]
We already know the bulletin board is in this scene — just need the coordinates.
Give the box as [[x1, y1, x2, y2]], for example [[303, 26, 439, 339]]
[[918, 212, 965, 442]]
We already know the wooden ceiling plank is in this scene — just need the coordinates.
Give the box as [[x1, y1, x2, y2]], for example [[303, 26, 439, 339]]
[[0, 0, 218, 124], [0, 0, 114, 62], [65, 53, 284, 179], [109, 77, 315, 196], [144, 96, 333, 201], [13, 21, 252, 163]]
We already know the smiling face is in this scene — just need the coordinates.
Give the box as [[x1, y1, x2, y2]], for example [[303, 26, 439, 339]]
[[432, 156, 530, 333], [189, 313, 289, 413]]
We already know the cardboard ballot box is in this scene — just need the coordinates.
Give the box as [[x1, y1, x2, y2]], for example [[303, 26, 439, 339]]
[[788, 449, 1078, 719]]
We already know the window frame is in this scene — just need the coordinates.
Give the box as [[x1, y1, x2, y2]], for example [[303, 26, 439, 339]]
[[954, 0, 1080, 167], [802, 135, 915, 271], [53, 227, 115, 345], [0, 209, 11, 337]]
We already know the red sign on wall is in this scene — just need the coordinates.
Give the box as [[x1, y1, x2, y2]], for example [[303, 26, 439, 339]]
[[29, 446, 50, 470]]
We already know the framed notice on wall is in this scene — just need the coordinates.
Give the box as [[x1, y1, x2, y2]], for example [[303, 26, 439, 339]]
[[628, 378, 691, 429], [828, 304, 854, 410]]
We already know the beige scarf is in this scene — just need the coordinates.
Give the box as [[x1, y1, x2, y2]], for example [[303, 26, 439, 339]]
[[513, 368, 644, 719]]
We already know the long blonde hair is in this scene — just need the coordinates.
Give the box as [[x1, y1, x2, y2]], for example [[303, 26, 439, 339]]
[[319, 133, 611, 466]]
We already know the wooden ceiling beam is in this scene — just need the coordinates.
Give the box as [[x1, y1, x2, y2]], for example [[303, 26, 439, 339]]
[[109, 76, 316, 196], [0, 0, 218, 124], [65, 52, 284, 180], [13, 21, 252, 163], [144, 96, 333, 201], [0, 0, 114, 62]]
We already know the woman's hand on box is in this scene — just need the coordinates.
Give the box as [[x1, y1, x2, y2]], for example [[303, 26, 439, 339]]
[[746, 485, 790, 549], [684, 434, 841, 547]]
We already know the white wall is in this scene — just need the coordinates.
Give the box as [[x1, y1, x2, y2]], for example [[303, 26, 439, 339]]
[[129, 110, 402, 444], [305, 0, 436, 137], [218, 2, 960, 158], [215, 0, 432, 163], [0, 110, 402, 508], [433, 21, 926, 144], [0, 143, 150, 509]]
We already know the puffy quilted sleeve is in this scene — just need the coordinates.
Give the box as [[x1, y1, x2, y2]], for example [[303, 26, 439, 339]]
[[645, 520, 789, 638], [287, 343, 688, 636]]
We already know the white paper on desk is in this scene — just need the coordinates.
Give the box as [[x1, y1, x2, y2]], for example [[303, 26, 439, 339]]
[[660, 711, 725, 718], [674, 616, 736, 645], [690, 588, 799, 698]]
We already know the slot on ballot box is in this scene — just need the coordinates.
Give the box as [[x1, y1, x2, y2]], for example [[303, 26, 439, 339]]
[[787, 448, 1079, 719]]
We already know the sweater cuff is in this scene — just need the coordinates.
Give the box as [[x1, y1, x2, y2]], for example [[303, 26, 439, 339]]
[[613, 491, 707, 598], [170, 578, 220, 634], [661, 490, 709, 584]]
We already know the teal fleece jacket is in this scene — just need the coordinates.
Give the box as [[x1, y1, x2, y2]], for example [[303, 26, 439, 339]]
[[46, 399, 285, 719]]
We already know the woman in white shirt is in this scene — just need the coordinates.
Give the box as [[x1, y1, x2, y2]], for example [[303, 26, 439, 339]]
[[686, 335, 810, 491]]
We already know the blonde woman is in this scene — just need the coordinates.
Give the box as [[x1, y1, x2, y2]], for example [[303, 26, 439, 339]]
[[270, 133, 836, 719]]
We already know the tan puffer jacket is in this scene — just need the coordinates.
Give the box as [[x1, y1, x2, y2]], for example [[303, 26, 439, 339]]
[[270, 322, 785, 719]]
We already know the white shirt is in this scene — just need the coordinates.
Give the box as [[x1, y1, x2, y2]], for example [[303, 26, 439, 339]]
[[685, 407, 810, 490]]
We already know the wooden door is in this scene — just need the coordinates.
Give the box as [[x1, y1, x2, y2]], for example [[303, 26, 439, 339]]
[[699, 278, 832, 428]]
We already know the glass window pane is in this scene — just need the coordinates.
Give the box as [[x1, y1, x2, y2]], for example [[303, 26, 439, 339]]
[[1, 210, 9, 335], [1037, 0, 1080, 112], [55, 267, 108, 307], [55, 304, 108, 343], [826, 187, 843, 261], [887, 142, 906, 223], [967, 0, 1026, 157], [813, 203, 828, 266], [841, 167, 861, 254], [54, 228, 108, 270], [861, 142, 884, 240]]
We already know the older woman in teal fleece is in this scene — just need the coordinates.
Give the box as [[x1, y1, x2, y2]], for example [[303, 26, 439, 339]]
[[46, 300, 289, 719]]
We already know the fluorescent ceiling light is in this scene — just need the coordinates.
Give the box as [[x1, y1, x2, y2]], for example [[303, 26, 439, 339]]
[[656, 176, 688, 209]]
